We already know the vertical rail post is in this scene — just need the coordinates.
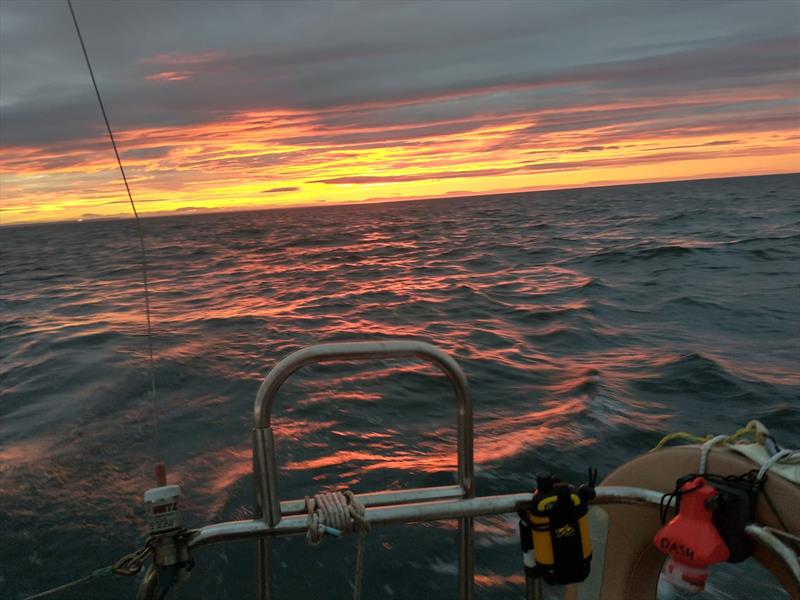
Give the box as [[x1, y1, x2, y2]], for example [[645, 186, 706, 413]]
[[254, 429, 274, 600], [525, 576, 543, 600]]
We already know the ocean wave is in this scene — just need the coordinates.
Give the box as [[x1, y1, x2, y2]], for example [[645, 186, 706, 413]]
[[588, 243, 715, 264], [634, 352, 764, 403], [1, 174, 798, 599]]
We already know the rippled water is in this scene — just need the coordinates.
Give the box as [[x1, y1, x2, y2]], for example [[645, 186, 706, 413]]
[[2, 174, 799, 599]]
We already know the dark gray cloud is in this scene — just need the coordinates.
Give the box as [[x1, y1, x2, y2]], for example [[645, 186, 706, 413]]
[[261, 186, 299, 194], [0, 0, 798, 153]]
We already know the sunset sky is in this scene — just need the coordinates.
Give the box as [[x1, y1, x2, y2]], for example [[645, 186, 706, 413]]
[[1, 0, 798, 224]]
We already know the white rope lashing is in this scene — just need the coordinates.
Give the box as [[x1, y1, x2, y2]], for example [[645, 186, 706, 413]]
[[699, 432, 799, 485], [757, 448, 797, 482], [305, 489, 371, 600], [699, 434, 728, 474]]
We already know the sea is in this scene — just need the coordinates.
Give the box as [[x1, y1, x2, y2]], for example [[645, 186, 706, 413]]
[[1, 173, 798, 600]]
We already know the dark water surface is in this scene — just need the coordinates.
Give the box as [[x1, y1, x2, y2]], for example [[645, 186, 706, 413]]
[[2, 174, 799, 599]]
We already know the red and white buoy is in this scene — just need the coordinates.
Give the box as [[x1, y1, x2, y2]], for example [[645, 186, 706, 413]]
[[653, 476, 730, 592]]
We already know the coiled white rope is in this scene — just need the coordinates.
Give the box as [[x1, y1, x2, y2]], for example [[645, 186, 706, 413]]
[[305, 489, 371, 600]]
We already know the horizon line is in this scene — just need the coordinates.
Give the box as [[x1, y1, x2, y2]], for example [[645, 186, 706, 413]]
[[1, 169, 797, 229]]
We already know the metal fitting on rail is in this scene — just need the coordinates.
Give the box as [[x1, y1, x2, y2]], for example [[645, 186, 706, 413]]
[[141, 480, 194, 597]]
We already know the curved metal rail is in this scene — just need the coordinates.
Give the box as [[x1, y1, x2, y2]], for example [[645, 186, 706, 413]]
[[251, 341, 474, 600], [253, 340, 473, 525]]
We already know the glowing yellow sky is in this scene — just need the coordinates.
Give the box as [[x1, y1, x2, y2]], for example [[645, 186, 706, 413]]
[[2, 95, 798, 226]]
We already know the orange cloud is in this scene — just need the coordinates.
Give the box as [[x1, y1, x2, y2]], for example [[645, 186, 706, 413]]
[[144, 71, 192, 81], [1, 78, 798, 224]]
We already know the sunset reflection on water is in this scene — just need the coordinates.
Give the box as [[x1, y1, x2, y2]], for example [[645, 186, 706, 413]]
[[1, 175, 798, 598]]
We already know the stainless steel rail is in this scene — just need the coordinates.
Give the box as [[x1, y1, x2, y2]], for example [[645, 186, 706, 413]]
[[251, 341, 474, 600], [745, 524, 800, 584], [187, 486, 800, 590], [190, 486, 661, 548]]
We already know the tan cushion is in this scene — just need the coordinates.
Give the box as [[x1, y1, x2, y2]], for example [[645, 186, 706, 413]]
[[594, 446, 799, 600]]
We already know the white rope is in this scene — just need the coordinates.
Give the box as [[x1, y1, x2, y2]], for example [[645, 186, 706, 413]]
[[757, 448, 797, 482], [699, 435, 728, 474], [765, 527, 800, 546], [305, 489, 371, 600]]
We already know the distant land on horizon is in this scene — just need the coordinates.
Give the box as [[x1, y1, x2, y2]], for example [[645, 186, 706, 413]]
[[2, 171, 797, 229]]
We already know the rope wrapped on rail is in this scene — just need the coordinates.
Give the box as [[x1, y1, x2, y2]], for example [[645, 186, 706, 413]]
[[305, 489, 371, 600]]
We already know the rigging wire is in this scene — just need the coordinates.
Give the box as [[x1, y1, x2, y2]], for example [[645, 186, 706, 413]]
[[67, 0, 162, 464]]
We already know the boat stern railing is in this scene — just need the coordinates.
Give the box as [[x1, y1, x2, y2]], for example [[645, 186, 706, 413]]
[[238, 341, 800, 600], [251, 340, 475, 600]]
